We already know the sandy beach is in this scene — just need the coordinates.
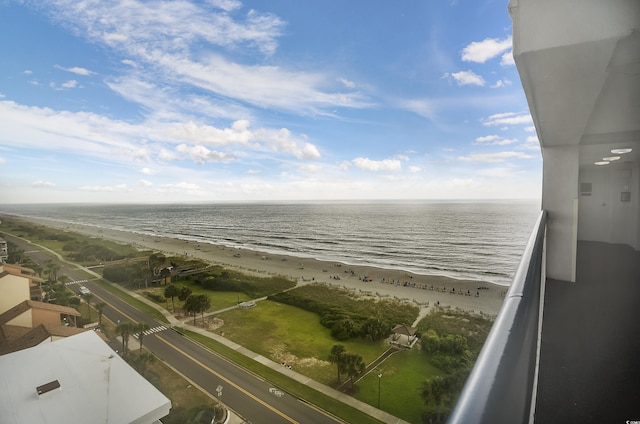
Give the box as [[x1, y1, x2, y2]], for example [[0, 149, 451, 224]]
[[20, 216, 508, 317]]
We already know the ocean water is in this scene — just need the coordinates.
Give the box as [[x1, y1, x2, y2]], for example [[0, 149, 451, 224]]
[[0, 200, 541, 286]]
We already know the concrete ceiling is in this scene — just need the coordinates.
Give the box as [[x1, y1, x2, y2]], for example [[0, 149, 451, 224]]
[[510, 0, 640, 170]]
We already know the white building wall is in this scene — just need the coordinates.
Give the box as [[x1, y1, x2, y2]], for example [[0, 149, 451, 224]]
[[0, 272, 31, 315], [542, 145, 579, 282], [579, 162, 639, 249]]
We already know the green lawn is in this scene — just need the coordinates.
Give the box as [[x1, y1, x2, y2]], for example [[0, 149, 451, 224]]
[[141, 282, 253, 313], [354, 348, 443, 423], [217, 299, 388, 384]]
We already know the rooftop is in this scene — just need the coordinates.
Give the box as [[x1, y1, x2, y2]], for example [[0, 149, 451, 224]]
[[0, 331, 171, 424]]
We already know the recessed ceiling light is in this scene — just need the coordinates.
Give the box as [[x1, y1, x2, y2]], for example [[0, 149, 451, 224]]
[[603, 156, 621, 161], [611, 148, 632, 154], [595, 161, 610, 166]]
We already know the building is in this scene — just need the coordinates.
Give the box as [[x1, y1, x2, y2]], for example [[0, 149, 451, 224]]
[[0, 331, 171, 424], [0, 237, 8, 263], [0, 262, 86, 355], [449, 1, 639, 422], [0, 264, 33, 315]]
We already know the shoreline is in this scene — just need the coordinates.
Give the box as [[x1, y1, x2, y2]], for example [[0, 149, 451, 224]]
[[7, 215, 508, 316]]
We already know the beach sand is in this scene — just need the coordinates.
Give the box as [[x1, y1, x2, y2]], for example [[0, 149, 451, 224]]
[[21, 216, 509, 317]]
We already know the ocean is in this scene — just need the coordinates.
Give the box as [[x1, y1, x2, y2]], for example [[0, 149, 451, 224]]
[[0, 200, 541, 286]]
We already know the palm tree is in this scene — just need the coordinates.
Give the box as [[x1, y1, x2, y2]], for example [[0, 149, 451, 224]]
[[135, 322, 151, 352], [134, 352, 156, 376], [344, 353, 366, 388], [164, 284, 179, 312], [329, 344, 347, 383], [116, 321, 133, 354], [83, 293, 94, 321], [195, 294, 211, 325], [95, 302, 106, 327]]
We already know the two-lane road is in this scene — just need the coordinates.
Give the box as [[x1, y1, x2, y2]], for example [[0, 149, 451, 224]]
[[5, 234, 342, 424]]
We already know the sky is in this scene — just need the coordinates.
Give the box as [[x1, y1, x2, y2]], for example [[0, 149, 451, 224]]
[[0, 0, 542, 204]]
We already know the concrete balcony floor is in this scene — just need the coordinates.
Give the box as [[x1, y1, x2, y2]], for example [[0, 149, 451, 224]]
[[535, 241, 640, 423]]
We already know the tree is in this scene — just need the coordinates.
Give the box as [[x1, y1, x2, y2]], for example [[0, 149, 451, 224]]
[[178, 286, 192, 302], [83, 293, 94, 321], [45, 260, 60, 282], [95, 302, 106, 327], [116, 321, 133, 354], [329, 344, 346, 383], [132, 352, 155, 376], [184, 294, 210, 325], [164, 284, 179, 312], [135, 322, 151, 352], [362, 317, 389, 342], [344, 353, 366, 388]]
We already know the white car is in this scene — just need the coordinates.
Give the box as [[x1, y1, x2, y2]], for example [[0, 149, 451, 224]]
[[79, 286, 90, 295]]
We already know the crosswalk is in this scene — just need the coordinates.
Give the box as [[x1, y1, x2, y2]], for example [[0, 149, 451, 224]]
[[65, 279, 88, 286], [133, 325, 168, 338]]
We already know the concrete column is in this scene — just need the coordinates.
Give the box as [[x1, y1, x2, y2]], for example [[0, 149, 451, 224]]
[[542, 145, 579, 282]]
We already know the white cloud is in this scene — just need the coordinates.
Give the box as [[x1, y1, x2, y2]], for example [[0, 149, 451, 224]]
[[41, 0, 370, 115], [61, 80, 78, 89], [139, 179, 153, 187], [140, 167, 158, 175], [474, 135, 518, 145], [476, 167, 517, 178], [158, 182, 205, 196], [121, 59, 138, 68], [491, 79, 511, 88], [483, 112, 533, 127], [158, 148, 179, 162], [55, 65, 94, 75], [23, 70, 33, 75], [399, 99, 437, 120], [44, 0, 285, 55], [298, 164, 322, 173], [210, 0, 242, 12], [526, 135, 539, 143], [352, 157, 402, 172], [525, 126, 536, 132], [458, 151, 536, 163], [32, 180, 56, 188], [500, 51, 515, 66], [448, 70, 485, 86], [167, 120, 253, 147], [170, 54, 370, 114], [247, 169, 261, 175], [409, 166, 423, 173], [0, 156, 5, 164], [79, 184, 130, 192], [176, 144, 236, 164], [461, 36, 512, 64], [338, 77, 356, 89]]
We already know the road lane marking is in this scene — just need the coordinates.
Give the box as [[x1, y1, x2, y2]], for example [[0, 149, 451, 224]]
[[133, 325, 168, 338], [156, 335, 299, 424]]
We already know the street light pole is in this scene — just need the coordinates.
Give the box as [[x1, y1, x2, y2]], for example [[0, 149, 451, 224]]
[[377, 372, 382, 409]]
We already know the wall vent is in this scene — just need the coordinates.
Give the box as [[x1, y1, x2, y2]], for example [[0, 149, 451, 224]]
[[36, 380, 60, 395]]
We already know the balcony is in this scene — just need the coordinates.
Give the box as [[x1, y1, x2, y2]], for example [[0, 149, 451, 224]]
[[535, 240, 640, 423], [448, 211, 640, 423]]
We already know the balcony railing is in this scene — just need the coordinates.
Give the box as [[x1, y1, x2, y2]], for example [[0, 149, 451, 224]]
[[447, 210, 547, 424]]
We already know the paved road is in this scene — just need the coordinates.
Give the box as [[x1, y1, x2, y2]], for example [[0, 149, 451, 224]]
[[5, 234, 341, 424]]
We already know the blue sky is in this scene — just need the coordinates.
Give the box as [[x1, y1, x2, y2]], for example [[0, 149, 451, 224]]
[[0, 0, 541, 203]]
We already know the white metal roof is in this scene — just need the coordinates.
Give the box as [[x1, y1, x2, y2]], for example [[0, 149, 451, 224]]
[[0, 331, 171, 424]]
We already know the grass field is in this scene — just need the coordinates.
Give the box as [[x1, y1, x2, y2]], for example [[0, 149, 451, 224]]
[[354, 348, 443, 423], [141, 282, 252, 313], [216, 299, 388, 384]]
